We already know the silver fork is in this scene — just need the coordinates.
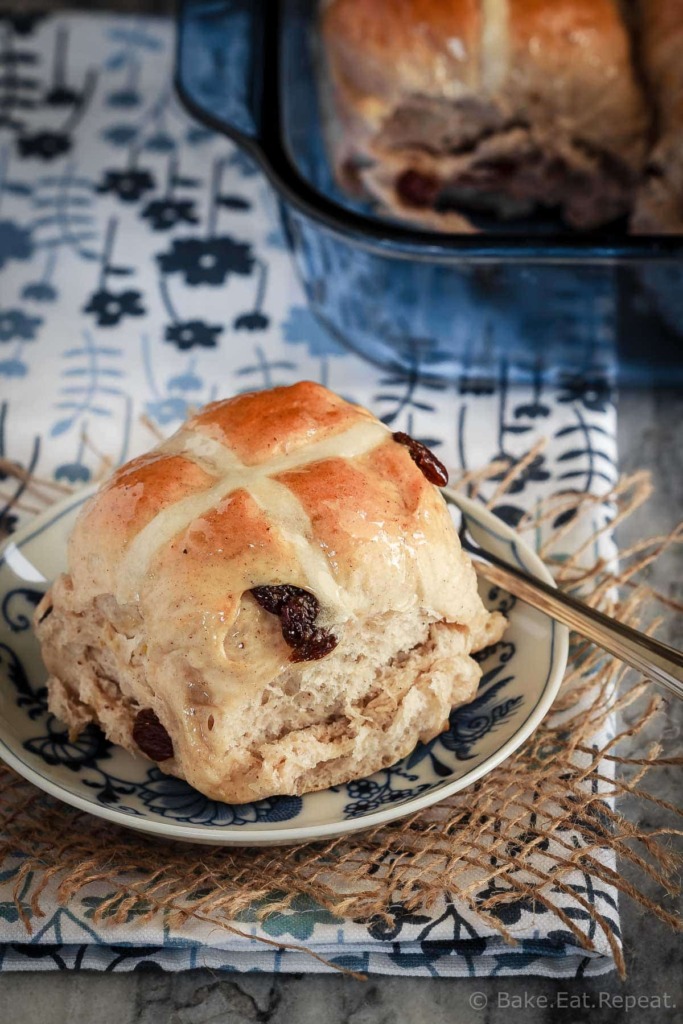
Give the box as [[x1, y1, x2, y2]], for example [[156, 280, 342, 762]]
[[442, 493, 683, 702]]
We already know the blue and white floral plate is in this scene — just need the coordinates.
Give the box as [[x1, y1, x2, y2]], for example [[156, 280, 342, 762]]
[[0, 489, 568, 846]]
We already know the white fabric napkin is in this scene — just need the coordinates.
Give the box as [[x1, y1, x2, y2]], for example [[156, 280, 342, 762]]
[[0, 12, 619, 977]]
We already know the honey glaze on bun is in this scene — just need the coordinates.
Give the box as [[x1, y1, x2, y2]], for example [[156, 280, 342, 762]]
[[35, 382, 505, 804]]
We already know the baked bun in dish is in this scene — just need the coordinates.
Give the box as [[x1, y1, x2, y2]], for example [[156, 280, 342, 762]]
[[320, 0, 649, 230]]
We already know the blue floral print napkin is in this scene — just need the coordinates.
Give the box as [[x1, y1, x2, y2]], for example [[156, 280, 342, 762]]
[[0, 12, 620, 977]]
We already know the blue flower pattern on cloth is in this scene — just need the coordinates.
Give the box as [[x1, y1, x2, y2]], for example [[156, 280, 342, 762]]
[[0, 310, 42, 342], [21, 282, 58, 303], [0, 221, 33, 269], [139, 770, 303, 826], [157, 236, 255, 286], [0, 11, 620, 979]]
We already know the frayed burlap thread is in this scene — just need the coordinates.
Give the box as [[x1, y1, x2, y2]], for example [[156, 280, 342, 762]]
[[0, 452, 681, 979]]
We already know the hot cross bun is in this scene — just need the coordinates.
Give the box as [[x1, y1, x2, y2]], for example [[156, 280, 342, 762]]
[[35, 382, 505, 804], [321, 0, 649, 230]]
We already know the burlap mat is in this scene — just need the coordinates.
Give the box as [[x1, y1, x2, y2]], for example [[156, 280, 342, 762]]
[[0, 451, 681, 979]]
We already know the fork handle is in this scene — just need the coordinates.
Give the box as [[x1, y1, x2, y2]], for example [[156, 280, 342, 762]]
[[470, 548, 683, 702]]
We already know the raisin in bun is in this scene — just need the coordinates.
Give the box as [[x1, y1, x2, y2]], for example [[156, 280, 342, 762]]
[[35, 383, 505, 804]]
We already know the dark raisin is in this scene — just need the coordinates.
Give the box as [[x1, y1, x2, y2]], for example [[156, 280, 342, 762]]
[[396, 169, 440, 207], [290, 628, 338, 663], [392, 431, 449, 486], [250, 584, 337, 661], [280, 593, 319, 647], [133, 708, 174, 761], [250, 584, 313, 616]]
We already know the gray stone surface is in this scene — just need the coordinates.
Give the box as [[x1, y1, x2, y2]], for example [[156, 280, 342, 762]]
[[0, 390, 680, 1023]]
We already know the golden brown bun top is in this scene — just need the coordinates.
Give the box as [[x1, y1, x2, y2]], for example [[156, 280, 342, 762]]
[[186, 380, 374, 464], [322, 0, 648, 167], [323, 0, 634, 86], [68, 383, 485, 651], [507, 0, 634, 65], [322, 0, 480, 113]]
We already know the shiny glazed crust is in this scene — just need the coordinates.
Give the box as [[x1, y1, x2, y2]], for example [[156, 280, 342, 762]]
[[35, 383, 505, 803]]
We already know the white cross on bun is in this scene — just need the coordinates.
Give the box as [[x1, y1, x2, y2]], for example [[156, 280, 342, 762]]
[[35, 383, 505, 804]]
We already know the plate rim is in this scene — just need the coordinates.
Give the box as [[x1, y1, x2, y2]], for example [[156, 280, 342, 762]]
[[0, 486, 569, 846]]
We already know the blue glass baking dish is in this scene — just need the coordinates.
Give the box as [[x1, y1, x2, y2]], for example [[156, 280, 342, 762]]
[[175, 0, 683, 388]]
